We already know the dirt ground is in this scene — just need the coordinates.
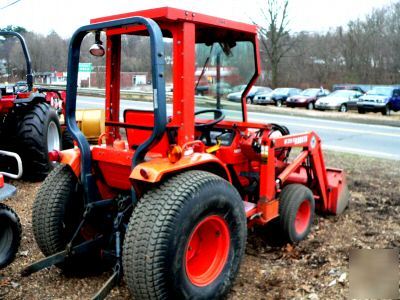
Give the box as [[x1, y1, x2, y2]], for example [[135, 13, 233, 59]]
[[0, 151, 399, 300]]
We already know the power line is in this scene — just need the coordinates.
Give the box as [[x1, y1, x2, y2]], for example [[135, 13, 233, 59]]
[[0, 0, 22, 10]]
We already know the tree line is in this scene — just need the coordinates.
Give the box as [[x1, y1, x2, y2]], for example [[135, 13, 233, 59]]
[[2, 1, 400, 89], [258, 0, 400, 88]]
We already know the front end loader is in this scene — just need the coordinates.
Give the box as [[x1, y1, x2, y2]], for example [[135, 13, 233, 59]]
[[22, 7, 350, 299]]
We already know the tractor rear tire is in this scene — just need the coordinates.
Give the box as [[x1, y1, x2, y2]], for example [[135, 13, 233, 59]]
[[17, 102, 61, 181], [32, 164, 99, 271], [0, 203, 21, 269], [279, 184, 315, 243], [123, 170, 247, 300]]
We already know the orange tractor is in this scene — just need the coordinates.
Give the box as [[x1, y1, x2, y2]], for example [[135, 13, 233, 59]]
[[23, 7, 349, 299]]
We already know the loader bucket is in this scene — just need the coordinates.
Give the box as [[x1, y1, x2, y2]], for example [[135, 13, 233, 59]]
[[326, 168, 350, 215]]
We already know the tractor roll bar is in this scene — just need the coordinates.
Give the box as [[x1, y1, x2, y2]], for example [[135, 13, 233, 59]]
[[0, 31, 33, 91], [65, 17, 166, 204]]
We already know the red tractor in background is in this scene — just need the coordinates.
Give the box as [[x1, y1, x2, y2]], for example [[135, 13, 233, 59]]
[[0, 31, 72, 180], [23, 8, 350, 299]]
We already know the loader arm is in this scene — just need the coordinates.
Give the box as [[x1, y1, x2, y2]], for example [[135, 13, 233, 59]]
[[272, 132, 330, 210], [256, 131, 346, 224]]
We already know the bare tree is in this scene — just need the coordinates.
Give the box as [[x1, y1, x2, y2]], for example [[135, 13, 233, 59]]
[[258, 0, 293, 88]]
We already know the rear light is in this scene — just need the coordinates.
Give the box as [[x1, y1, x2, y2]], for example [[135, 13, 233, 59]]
[[48, 150, 61, 162], [0, 174, 4, 188], [140, 168, 149, 179], [167, 145, 182, 163]]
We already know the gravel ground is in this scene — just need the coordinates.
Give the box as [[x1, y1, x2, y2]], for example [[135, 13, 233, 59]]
[[0, 151, 399, 300]]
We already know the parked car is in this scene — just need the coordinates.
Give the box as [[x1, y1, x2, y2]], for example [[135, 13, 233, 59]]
[[254, 87, 302, 106], [209, 82, 232, 95], [315, 90, 363, 112], [195, 82, 232, 96], [357, 86, 400, 115], [286, 88, 330, 110], [332, 84, 373, 94], [227, 86, 271, 103], [195, 85, 209, 96], [252, 89, 273, 105]]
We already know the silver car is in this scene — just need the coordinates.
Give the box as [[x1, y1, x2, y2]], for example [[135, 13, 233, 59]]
[[227, 86, 271, 103], [315, 90, 362, 112]]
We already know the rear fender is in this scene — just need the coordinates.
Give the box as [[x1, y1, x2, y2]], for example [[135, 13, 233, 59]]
[[130, 153, 231, 184], [60, 148, 81, 178], [14, 94, 46, 104]]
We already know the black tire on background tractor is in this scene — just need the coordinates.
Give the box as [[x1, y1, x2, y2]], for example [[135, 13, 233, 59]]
[[123, 170, 247, 300], [62, 128, 75, 150], [17, 102, 61, 180], [32, 164, 100, 271], [0, 203, 22, 269], [279, 184, 315, 243]]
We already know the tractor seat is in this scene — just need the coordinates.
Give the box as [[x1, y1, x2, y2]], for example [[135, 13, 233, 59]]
[[123, 109, 170, 156]]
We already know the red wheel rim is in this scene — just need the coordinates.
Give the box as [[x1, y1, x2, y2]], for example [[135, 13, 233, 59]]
[[185, 215, 230, 287], [294, 200, 311, 235]]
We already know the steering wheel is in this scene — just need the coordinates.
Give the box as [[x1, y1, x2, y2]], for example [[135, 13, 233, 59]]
[[194, 109, 225, 130]]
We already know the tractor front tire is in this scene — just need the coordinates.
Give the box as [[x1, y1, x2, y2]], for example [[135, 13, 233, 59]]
[[17, 102, 61, 180], [32, 164, 96, 271], [0, 203, 21, 269], [123, 170, 247, 300], [279, 184, 315, 243]]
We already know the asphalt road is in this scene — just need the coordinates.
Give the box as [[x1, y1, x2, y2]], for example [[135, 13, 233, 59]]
[[77, 96, 400, 160]]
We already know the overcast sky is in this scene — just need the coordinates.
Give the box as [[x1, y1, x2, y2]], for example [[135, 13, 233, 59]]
[[0, 0, 395, 37]]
